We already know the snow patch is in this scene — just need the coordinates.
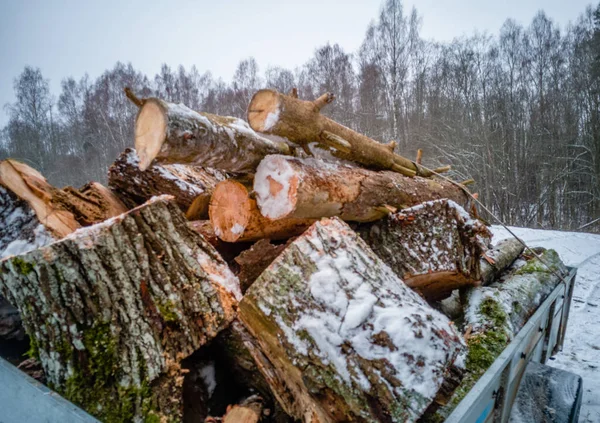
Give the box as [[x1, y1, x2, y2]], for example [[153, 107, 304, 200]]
[[199, 361, 217, 398], [263, 106, 280, 131], [230, 223, 245, 235], [254, 155, 296, 219]]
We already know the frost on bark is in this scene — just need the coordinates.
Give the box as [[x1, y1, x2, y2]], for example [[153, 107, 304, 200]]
[[108, 148, 228, 219], [358, 199, 491, 301], [426, 249, 568, 421], [133, 97, 290, 173], [479, 238, 524, 286], [0, 196, 241, 422], [239, 217, 465, 423]]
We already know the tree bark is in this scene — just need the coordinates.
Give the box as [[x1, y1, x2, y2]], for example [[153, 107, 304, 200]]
[[253, 155, 470, 222], [108, 148, 228, 219], [358, 199, 491, 301], [233, 239, 288, 294], [209, 180, 314, 243], [133, 97, 290, 172], [0, 159, 126, 258], [480, 238, 524, 286], [239, 217, 465, 423], [247, 89, 441, 177], [218, 395, 264, 423], [0, 196, 241, 422]]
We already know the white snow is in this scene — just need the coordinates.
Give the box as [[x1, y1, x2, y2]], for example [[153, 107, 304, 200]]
[[262, 106, 280, 131], [254, 155, 296, 219], [230, 223, 245, 235], [199, 361, 217, 398], [491, 225, 600, 422], [0, 224, 55, 259]]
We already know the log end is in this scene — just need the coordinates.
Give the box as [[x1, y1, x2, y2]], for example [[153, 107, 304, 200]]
[[209, 180, 253, 243], [247, 89, 281, 133], [254, 155, 298, 220], [135, 100, 167, 171]]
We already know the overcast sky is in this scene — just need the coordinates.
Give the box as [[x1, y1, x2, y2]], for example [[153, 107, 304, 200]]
[[0, 0, 594, 125]]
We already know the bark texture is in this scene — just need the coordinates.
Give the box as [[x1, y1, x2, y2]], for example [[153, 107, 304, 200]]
[[247, 89, 437, 177], [358, 199, 491, 300], [0, 196, 241, 422], [480, 238, 524, 286], [209, 180, 314, 242], [253, 155, 470, 222], [239, 217, 465, 423], [134, 97, 289, 172], [234, 239, 288, 293], [108, 148, 228, 218]]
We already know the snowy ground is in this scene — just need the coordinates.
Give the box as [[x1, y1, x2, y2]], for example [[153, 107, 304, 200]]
[[491, 226, 600, 422]]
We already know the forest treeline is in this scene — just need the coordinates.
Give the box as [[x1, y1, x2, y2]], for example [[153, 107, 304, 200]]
[[1, 0, 600, 232]]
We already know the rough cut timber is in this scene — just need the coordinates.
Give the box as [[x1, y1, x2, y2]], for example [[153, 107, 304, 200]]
[[234, 239, 288, 293], [358, 199, 491, 301], [427, 249, 568, 421], [209, 179, 314, 242], [132, 96, 290, 172], [0, 159, 126, 258], [239, 217, 465, 423], [253, 155, 470, 222], [247, 89, 439, 177], [207, 395, 264, 423], [0, 196, 241, 422], [108, 148, 228, 219]]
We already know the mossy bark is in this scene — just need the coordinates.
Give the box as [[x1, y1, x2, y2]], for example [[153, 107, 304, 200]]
[[239, 217, 464, 423], [0, 196, 240, 422], [358, 199, 491, 301]]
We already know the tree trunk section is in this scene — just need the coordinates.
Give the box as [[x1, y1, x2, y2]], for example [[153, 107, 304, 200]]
[[234, 239, 288, 293], [253, 155, 470, 222], [358, 199, 491, 301], [108, 148, 228, 219], [0, 196, 241, 422], [134, 97, 290, 172], [247, 89, 438, 177], [209, 180, 314, 242], [480, 238, 524, 286], [239, 217, 465, 423]]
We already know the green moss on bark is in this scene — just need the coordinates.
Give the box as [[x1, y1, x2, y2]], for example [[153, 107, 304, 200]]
[[11, 257, 34, 275]]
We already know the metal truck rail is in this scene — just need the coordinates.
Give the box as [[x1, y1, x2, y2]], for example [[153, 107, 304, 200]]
[[0, 268, 579, 423]]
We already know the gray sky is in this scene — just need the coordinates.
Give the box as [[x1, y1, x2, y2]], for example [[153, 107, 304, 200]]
[[0, 0, 594, 125]]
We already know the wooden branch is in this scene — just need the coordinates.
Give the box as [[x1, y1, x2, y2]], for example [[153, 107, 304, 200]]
[[209, 180, 314, 242], [124, 86, 145, 108], [108, 148, 228, 218], [358, 199, 492, 301], [289, 87, 298, 98], [247, 89, 441, 177], [416, 148, 423, 164], [239, 217, 465, 422], [127, 95, 290, 172], [0, 196, 240, 422], [480, 238, 524, 285], [253, 155, 471, 222]]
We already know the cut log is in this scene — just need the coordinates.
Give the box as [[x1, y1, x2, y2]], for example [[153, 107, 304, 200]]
[[239, 217, 465, 423], [0, 159, 126, 258], [0, 196, 241, 422], [425, 249, 568, 421], [209, 180, 314, 242], [234, 239, 288, 293], [108, 148, 228, 218], [253, 155, 470, 222], [131, 97, 290, 172], [247, 89, 441, 177], [219, 395, 264, 423], [480, 238, 524, 286], [358, 199, 491, 301]]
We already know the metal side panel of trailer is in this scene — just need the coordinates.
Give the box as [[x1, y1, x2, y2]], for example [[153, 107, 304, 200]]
[[444, 266, 579, 423]]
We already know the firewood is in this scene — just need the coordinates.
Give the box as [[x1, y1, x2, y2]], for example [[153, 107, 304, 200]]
[[253, 155, 470, 222], [0, 196, 241, 422], [239, 217, 465, 422], [479, 238, 524, 285], [358, 199, 491, 300], [247, 89, 447, 177], [234, 239, 288, 293], [211, 395, 264, 423], [108, 148, 228, 218], [209, 180, 314, 242], [129, 95, 290, 172], [0, 159, 126, 258]]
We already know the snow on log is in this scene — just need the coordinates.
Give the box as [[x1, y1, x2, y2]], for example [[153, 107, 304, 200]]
[[0, 196, 241, 422], [247, 89, 442, 177], [133, 97, 290, 172], [358, 199, 491, 301], [239, 217, 465, 422], [253, 155, 470, 222], [427, 249, 568, 421], [209, 179, 314, 242], [108, 148, 228, 219], [480, 238, 524, 286], [0, 159, 126, 258]]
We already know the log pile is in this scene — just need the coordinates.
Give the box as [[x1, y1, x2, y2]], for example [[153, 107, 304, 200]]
[[0, 89, 569, 423]]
